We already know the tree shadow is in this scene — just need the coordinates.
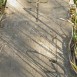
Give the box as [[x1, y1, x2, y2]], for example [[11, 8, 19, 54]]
[[0, 49, 35, 77]]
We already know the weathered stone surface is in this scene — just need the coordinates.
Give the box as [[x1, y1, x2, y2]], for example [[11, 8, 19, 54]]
[[0, 0, 76, 77]]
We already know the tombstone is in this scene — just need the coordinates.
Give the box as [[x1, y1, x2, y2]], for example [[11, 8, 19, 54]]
[[27, 0, 48, 22]]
